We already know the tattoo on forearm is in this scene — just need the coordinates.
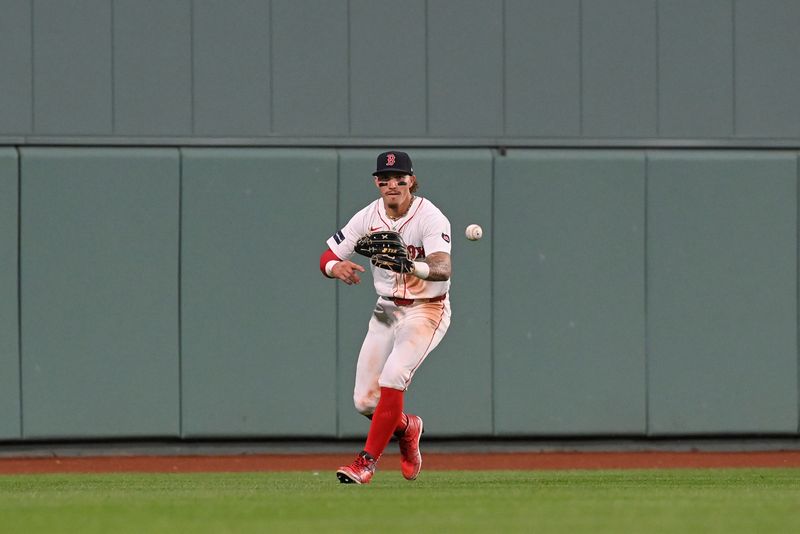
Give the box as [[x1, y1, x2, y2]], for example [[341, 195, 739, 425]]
[[424, 252, 451, 281]]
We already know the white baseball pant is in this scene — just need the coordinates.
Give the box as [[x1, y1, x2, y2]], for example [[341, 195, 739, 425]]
[[352, 296, 451, 415]]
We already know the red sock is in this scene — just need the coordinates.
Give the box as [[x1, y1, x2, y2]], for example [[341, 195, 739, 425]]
[[363, 387, 404, 459], [365, 412, 409, 436]]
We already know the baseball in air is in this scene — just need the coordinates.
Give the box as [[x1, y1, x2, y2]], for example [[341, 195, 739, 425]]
[[465, 224, 483, 241]]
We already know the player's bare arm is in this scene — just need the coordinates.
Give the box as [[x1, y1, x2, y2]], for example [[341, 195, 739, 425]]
[[419, 251, 450, 281], [331, 260, 366, 285]]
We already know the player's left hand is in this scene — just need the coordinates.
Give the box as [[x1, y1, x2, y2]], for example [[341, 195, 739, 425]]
[[355, 231, 408, 258], [371, 253, 415, 274], [355, 230, 413, 274]]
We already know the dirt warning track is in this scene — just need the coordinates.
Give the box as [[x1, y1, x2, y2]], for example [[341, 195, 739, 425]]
[[1, 451, 800, 474]]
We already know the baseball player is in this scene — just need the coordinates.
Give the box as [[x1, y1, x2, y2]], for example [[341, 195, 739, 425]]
[[319, 151, 452, 484]]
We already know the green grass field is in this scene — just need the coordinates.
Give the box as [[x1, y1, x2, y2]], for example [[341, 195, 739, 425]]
[[1, 469, 798, 533]]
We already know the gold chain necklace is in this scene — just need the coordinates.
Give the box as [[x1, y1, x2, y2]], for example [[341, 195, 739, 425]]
[[387, 196, 414, 221]]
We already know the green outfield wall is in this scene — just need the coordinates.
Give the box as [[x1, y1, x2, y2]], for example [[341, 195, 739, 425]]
[[2, 0, 800, 146], [0, 148, 798, 441], [2, 1, 800, 441]]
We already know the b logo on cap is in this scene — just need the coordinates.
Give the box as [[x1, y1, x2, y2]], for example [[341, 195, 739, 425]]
[[386, 153, 396, 166]]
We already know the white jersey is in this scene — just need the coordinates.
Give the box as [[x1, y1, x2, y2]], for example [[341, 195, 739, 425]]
[[327, 196, 451, 299]]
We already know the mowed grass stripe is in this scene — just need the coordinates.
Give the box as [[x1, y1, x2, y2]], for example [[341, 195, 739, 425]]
[[0, 469, 798, 533]]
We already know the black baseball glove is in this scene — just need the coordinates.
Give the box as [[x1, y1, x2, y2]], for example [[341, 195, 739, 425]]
[[355, 231, 414, 274]]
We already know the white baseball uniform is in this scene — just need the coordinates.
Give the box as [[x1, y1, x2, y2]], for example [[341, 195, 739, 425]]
[[327, 195, 452, 414]]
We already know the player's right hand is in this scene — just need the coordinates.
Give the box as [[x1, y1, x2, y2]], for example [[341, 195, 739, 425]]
[[331, 260, 366, 285]]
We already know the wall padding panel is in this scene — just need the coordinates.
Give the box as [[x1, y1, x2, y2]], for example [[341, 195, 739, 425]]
[[33, 0, 112, 134], [582, 0, 657, 137], [427, 0, 503, 136], [181, 149, 338, 437], [336, 150, 493, 438], [334, 150, 384, 438], [20, 148, 180, 439], [271, 0, 348, 135], [113, 0, 192, 135], [349, 0, 426, 136], [504, 0, 580, 136], [647, 151, 798, 434], [0, 0, 31, 135], [494, 150, 646, 435], [735, 1, 800, 137], [658, 0, 733, 137], [406, 150, 494, 435], [0, 149, 20, 439], [193, 0, 270, 136]]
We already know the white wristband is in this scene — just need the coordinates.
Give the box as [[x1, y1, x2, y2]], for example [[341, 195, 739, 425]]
[[413, 261, 430, 280], [325, 260, 340, 277]]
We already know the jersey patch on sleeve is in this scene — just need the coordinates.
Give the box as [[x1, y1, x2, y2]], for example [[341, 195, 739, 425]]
[[333, 230, 345, 244], [441, 232, 450, 243]]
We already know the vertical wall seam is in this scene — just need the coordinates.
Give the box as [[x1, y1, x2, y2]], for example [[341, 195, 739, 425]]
[[268, 0, 274, 135], [190, 0, 195, 135], [644, 150, 650, 437], [424, 0, 429, 135], [17, 147, 23, 438], [655, 0, 660, 136], [29, 0, 35, 134], [490, 151, 496, 436], [731, 0, 737, 136], [111, 0, 116, 134], [177, 150, 184, 437], [501, 0, 506, 137], [335, 151, 341, 437], [796, 151, 799, 433], [346, 0, 351, 136], [578, 0, 583, 136]]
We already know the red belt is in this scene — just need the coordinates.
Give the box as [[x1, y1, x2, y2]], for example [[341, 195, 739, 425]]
[[387, 294, 446, 306]]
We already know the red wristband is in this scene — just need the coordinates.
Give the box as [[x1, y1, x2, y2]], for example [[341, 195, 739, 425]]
[[319, 248, 341, 277]]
